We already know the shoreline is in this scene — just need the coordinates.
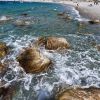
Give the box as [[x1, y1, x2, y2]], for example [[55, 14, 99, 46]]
[[0, 1, 100, 20], [59, 1, 100, 20]]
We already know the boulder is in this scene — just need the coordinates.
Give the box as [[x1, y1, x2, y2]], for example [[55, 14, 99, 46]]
[[17, 47, 51, 73], [0, 42, 8, 58], [56, 87, 100, 100], [36, 37, 70, 50]]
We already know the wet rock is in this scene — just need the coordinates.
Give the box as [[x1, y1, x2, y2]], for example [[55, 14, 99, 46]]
[[36, 37, 70, 50], [14, 19, 32, 26], [0, 42, 8, 58], [57, 12, 72, 20], [96, 45, 100, 51], [0, 63, 7, 77], [20, 13, 28, 17], [0, 16, 12, 23], [56, 87, 100, 100], [62, 15, 72, 20], [0, 84, 17, 100], [88, 20, 100, 24], [17, 47, 51, 73], [57, 12, 66, 16]]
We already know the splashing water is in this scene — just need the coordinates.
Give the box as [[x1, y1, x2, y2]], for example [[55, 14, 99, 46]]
[[0, 1, 100, 100]]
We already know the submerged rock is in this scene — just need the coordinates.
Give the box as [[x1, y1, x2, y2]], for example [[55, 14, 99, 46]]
[[96, 45, 100, 51], [20, 13, 28, 17], [14, 19, 33, 26], [36, 37, 70, 50], [0, 42, 8, 58], [57, 12, 66, 16], [57, 12, 72, 20], [17, 47, 51, 73], [56, 87, 100, 100], [37, 89, 51, 100]]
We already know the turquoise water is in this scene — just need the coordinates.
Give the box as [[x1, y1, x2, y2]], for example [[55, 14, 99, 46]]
[[0, 1, 100, 100]]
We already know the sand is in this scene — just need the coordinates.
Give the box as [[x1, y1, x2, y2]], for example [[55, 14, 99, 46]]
[[59, 1, 100, 20]]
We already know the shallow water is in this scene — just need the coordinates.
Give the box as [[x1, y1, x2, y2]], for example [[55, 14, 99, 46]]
[[0, 1, 100, 100]]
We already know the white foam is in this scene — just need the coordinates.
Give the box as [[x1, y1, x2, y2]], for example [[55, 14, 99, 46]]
[[71, 7, 89, 21], [1, 35, 100, 96]]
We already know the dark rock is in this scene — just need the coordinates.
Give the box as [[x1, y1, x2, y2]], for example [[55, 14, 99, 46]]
[[0, 84, 17, 100], [57, 12, 66, 16], [20, 13, 28, 17]]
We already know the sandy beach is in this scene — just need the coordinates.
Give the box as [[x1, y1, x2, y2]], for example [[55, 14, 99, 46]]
[[59, 1, 100, 20]]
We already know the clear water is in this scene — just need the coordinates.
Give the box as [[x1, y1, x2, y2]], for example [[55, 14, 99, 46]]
[[0, 1, 100, 100]]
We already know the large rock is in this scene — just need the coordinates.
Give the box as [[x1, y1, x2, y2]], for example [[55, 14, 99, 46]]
[[56, 87, 100, 100], [17, 47, 51, 73], [0, 42, 8, 58], [36, 37, 70, 50]]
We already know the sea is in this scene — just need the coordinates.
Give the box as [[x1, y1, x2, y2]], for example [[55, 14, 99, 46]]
[[0, 1, 100, 100]]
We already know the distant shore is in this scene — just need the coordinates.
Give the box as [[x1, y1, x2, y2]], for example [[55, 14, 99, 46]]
[[0, 0, 100, 20], [59, 1, 100, 20]]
